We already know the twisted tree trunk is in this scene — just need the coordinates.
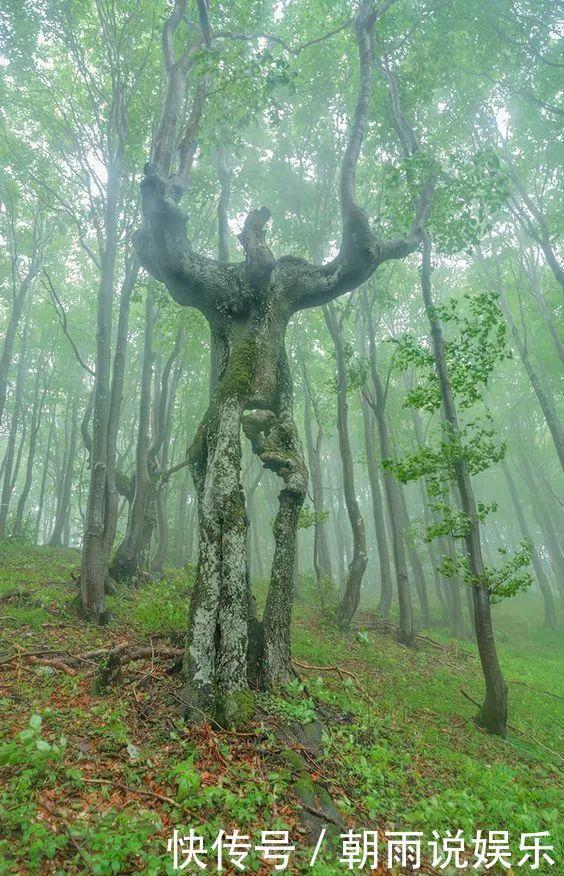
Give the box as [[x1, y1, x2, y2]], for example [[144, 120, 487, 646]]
[[133, 0, 428, 723]]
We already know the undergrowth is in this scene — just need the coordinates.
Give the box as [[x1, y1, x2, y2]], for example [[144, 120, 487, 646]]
[[0, 545, 561, 873]]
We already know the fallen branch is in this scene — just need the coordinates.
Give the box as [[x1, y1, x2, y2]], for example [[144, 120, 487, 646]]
[[358, 618, 473, 655], [27, 655, 77, 676], [0, 643, 183, 674], [82, 776, 175, 806], [299, 800, 343, 828]]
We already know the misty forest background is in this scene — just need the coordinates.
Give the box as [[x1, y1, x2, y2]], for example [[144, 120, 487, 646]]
[[0, 0, 563, 874]]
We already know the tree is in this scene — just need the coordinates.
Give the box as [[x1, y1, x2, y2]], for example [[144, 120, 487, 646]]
[[324, 301, 368, 626], [135, 0, 430, 725]]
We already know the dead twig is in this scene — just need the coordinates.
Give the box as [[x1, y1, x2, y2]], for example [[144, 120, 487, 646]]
[[508, 679, 564, 701], [82, 776, 175, 806], [293, 658, 365, 694]]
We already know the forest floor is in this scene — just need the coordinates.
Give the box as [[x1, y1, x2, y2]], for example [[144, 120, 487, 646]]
[[0, 543, 562, 875]]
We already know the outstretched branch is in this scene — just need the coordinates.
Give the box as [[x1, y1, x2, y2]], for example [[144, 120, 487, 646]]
[[137, 0, 428, 316], [286, 0, 428, 312]]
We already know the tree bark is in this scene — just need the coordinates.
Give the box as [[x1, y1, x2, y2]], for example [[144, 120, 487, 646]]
[[13, 368, 46, 539], [35, 412, 55, 544], [0, 302, 32, 539], [110, 291, 155, 582], [101, 257, 139, 565], [302, 360, 333, 585], [397, 484, 430, 627], [80, 153, 122, 622], [0, 213, 45, 430]]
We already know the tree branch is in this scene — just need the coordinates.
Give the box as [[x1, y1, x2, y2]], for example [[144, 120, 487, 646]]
[[42, 271, 95, 376]]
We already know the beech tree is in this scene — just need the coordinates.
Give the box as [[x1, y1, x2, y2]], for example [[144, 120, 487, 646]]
[[135, 0, 431, 724]]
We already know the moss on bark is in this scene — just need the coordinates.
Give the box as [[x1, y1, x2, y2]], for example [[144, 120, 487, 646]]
[[218, 336, 257, 401]]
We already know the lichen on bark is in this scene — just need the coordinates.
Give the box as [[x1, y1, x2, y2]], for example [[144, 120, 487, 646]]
[[134, 0, 428, 726]]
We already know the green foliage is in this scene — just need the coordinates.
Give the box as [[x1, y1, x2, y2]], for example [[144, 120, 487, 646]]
[[71, 810, 164, 876], [429, 150, 511, 254], [0, 712, 65, 771], [298, 504, 329, 530], [170, 754, 202, 803], [112, 569, 193, 637], [384, 417, 506, 492], [0, 713, 68, 872], [396, 291, 510, 413], [298, 571, 338, 623], [260, 679, 317, 725], [440, 540, 533, 601]]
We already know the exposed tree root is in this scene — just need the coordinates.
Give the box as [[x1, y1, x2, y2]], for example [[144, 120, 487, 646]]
[[460, 688, 564, 764]]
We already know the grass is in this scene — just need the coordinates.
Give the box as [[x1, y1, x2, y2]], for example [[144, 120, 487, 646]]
[[0, 543, 562, 873]]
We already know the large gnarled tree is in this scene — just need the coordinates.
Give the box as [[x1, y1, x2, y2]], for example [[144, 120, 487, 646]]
[[135, 0, 429, 725]]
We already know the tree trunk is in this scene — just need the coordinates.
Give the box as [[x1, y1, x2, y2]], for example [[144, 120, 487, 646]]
[[0, 214, 45, 430], [361, 395, 393, 616], [422, 233, 507, 736], [49, 393, 79, 547], [101, 257, 139, 565], [502, 459, 557, 628], [35, 412, 55, 544], [499, 290, 564, 472], [302, 360, 333, 584], [110, 291, 155, 582], [173, 466, 191, 566], [332, 467, 349, 585], [362, 291, 414, 645], [80, 159, 122, 623], [517, 449, 564, 600], [324, 303, 367, 626], [13, 368, 45, 538], [410, 406, 464, 635], [523, 253, 564, 367], [397, 485, 430, 627], [0, 304, 31, 539], [151, 339, 184, 576]]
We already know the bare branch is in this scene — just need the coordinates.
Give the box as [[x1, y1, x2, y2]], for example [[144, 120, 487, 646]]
[[42, 271, 95, 377]]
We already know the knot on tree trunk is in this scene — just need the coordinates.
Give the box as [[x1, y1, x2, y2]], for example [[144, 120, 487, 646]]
[[243, 409, 307, 500], [238, 207, 275, 289]]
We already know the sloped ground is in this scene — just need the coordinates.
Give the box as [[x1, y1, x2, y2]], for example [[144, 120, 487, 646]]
[[0, 544, 562, 874]]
